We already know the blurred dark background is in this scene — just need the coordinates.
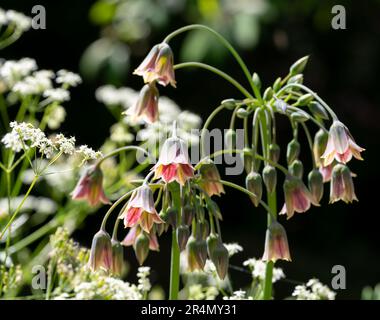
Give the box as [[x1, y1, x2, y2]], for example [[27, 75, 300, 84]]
[[1, 0, 379, 299]]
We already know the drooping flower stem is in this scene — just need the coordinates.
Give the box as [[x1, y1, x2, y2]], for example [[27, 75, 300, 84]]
[[96, 146, 150, 167], [168, 182, 182, 300], [163, 24, 261, 99], [174, 62, 253, 99]]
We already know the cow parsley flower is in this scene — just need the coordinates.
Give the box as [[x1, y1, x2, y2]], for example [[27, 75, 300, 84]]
[[56, 69, 82, 87], [5, 10, 32, 31], [0, 58, 37, 87], [54, 134, 76, 155], [225, 243, 243, 257], [243, 258, 285, 283], [43, 88, 70, 102], [223, 290, 253, 300], [77, 145, 102, 160], [292, 278, 336, 300], [137, 266, 152, 292]]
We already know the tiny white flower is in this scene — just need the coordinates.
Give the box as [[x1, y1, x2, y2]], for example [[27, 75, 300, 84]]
[[43, 88, 70, 102], [225, 243, 243, 257], [56, 69, 82, 87], [5, 10, 32, 31]]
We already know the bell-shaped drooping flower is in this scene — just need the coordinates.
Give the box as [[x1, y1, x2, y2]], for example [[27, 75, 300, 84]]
[[119, 185, 163, 233], [280, 176, 319, 219], [262, 221, 291, 262], [126, 83, 159, 124], [319, 163, 333, 182], [199, 158, 224, 196], [88, 230, 113, 271], [153, 134, 194, 186], [322, 121, 364, 166], [245, 171, 262, 207], [330, 164, 358, 203], [133, 43, 176, 87], [308, 169, 324, 203], [206, 233, 229, 279], [71, 165, 110, 207], [186, 236, 208, 271], [122, 225, 159, 251], [110, 239, 124, 276]]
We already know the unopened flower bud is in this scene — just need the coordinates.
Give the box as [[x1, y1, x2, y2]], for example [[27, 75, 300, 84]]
[[289, 55, 309, 76], [197, 220, 210, 240], [252, 73, 261, 90], [183, 205, 195, 226], [308, 101, 329, 120], [221, 98, 237, 110], [242, 147, 253, 173], [273, 77, 282, 92], [287, 74, 303, 84], [262, 221, 291, 262], [177, 224, 190, 251], [263, 165, 277, 194], [199, 159, 225, 197], [263, 87, 274, 101], [245, 171, 263, 207], [330, 164, 358, 203], [308, 169, 324, 203], [289, 159, 304, 178], [155, 222, 166, 236], [313, 129, 329, 167], [166, 207, 178, 229], [225, 129, 236, 150], [89, 230, 112, 271], [110, 239, 124, 276], [296, 93, 314, 106], [133, 232, 150, 265], [287, 139, 300, 165], [236, 108, 249, 119], [291, 110, 310, 123], [269, 143, 280, 163], [207, 234, 229, 279], [187, 236, 207, 271]]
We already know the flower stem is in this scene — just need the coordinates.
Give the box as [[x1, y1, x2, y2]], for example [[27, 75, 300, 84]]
[[174, 62, 253, 99], [168, 182, 181, 300], [96, 146, 150, 167], [164, 24, 261, 99], [0, 175, 39, 240]]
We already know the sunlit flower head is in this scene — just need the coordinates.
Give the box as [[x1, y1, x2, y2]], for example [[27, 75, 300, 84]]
[[321, 121, 364, 166], [153, 135, 194, 185], [133, 43, 176, 87], [119, 185, 163, 233], [122, 225, 159, 251]]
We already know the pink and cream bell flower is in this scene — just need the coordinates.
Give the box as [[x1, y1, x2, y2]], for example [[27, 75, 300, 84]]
[[262, 221, 291, 262], [280, 176, 319, 219], [321, 121, 364, 166], [133, 43, 176, 87], [199, 158, 225, 197], [71, 165, 110, 207], [126, 83, 159, 124], [119, 185, 163, 233], [330, 164, 358, 203], [122, 225, 159, 251], [153, 136, 194, 185]]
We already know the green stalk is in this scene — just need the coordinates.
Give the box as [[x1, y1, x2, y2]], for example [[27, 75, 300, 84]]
[[168, 182, 181, 300], [0, 175, 39, 240], [174, 62, 253, 99], [163, 24, 261, 99]]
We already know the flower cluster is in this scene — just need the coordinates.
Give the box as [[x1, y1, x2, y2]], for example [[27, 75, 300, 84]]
[[243, 258, 285, 283], [2, 121, 100, 160], [292, 278, 336, 300], [0, 8, 31, 32]]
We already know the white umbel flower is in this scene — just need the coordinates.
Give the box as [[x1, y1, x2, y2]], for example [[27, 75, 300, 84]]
[[56, 69, 82, 87], [43, 88, 70, 102], [5, 10, 32, 31]]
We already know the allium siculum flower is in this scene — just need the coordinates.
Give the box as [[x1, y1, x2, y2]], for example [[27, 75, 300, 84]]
[[122, 225, 159, 251], [153, 135, 194, 185], [319, 163, 333, 182], [88, 230, 113, 271], [321, 121, 364, 166], [133, 43, 176, 87], [126, 83, 159, 124], [330, 164, 358, 203], [280, 176, 319, 219], [199, 159, 225, 197], [71, 165, 110, 207], [119, 185, 163, 233], [262, 221, 291, 262]]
